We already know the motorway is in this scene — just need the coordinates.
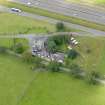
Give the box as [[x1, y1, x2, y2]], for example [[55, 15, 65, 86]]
[[11, 0, 105, 25], [1, 5, 105, 36]]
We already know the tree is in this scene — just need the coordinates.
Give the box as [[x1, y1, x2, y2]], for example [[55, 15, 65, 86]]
[[70, 64, 83, 78], [22, 51, 34, 63], [56, 22, 65, 32], [46, 39, 57, 53], [13, 43, 24, 54], [31, 56, 46, 70], [13, 38, 17, 47], [52, 35, 69, 45], [86, 70, 100, 85], [34, 56, 43, 67], [48, 61, 62, 72], [67, 49, 78, 59], [23, 51, 45, 70]]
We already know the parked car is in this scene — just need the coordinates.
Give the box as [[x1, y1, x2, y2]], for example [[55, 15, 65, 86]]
[[27, 2, 31, 5], [11, 8, 22, 12]]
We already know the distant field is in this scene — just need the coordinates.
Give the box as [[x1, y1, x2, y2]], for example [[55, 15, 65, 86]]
[[0, 12, 55, 35]]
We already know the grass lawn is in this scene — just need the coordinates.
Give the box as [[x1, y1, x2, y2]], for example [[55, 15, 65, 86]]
[[1, 54, 105, 105], [18, 72, 105, 105], [0, 38, 29, 48], [0, 12, 55, 35], [0, 54, 37, 105], [1, 1, 105, 32]]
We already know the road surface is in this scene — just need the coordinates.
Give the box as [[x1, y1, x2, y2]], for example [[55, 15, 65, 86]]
[[11, 0, 105, 25], [1, 5, 105, 36]]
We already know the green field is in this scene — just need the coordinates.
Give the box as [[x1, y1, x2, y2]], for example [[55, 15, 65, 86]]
[[18, 72, 105, 105], [0, 38, 29, 49], [0, 12, 55, 35], [1, 54, 105, 105], [0, 54, 36, 105]]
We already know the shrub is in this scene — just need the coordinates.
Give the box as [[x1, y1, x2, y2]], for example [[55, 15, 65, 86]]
[[0, 47, 7, 54], [22, 51, 34, 63], [52, 35, 69, 45], [56, 22, 65, 32], [70, 64, 83, 78], [13, 38, 17, 47], [46, 35, 70, 53], [85, 47, 91, 54], [48, 61, 62, 72], [86, 71, 100, 85], [13, 43, 24, 54], [34, 56, 43, 68], [67, 49, 78, 59], [46, 39, 57, 53]]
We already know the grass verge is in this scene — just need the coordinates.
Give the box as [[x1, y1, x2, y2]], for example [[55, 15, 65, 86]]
[[0, 12, 55, 35]]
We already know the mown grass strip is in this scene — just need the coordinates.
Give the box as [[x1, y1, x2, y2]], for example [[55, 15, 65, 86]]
[[1, 1, 105, 31]]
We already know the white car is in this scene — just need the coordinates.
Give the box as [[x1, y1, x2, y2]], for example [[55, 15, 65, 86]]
[[27, 2, 31, 5], [11, 8, 22, 12]]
